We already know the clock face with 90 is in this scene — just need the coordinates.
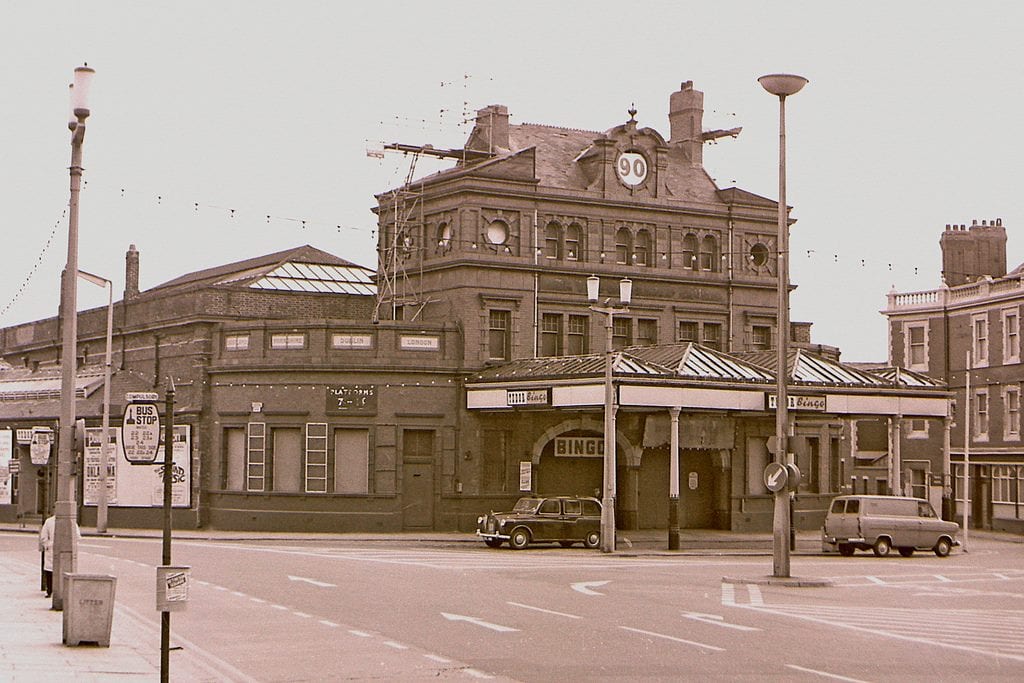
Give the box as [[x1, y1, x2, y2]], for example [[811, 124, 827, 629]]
[[616, 151, 648, 187]]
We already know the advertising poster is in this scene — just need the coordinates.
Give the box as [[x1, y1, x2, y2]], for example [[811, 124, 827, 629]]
[[0, 429, 12, 505], [83, 427, 118, 506], [83, 424, 191, 508]]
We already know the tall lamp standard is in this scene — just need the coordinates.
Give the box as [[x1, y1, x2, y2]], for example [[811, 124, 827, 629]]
[[53, 64, 95, 609], [78, 270, 113, 534], [587, 275, 631, 553], [758, 73, 807, 579]]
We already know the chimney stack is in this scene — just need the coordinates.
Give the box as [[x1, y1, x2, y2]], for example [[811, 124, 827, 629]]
[[125, 244, 140, 301], [940, 220, 1007, 287], [669, 81, 704, 167], [469, 104, 510, 154]]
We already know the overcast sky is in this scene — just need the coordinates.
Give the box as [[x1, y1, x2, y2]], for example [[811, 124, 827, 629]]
[[2, 1, 1021, 362]]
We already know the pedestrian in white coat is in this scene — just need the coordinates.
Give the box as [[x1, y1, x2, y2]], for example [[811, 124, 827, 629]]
[[38, 514, 81, 597]]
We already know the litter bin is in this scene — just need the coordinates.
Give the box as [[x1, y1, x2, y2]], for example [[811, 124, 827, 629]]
[[62, 573, 117, 647]]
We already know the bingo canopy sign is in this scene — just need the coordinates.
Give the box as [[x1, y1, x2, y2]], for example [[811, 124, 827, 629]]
[[122, 392, 161, 464]]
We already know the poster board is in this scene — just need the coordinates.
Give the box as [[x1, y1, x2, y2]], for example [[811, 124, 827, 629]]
[[83, 424, 191, 507], [0, 429, 12, 505]]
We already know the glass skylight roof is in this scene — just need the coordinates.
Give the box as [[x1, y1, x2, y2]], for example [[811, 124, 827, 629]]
[[244, 262, 376, 295]]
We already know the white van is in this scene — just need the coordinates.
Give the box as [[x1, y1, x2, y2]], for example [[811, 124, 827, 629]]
[[822, 495, 960, 557]]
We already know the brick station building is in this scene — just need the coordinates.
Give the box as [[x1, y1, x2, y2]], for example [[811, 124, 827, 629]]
[[0, 80, 951, 534]]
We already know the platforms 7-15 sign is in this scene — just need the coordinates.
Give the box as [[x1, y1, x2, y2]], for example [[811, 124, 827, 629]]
[[122, 393, 161, 464]]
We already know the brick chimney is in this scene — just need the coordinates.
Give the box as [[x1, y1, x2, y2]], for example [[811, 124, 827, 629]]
[[468, 104, 510, 154], [125, 243, 140, 300], [940, 219, 1007, 287], [669, 81, 704, 167]]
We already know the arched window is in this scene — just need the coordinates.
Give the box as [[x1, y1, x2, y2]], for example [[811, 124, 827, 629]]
[[565, 223, 582, 261], [435, 221, 451, 253], [544, 222, 562, 259], [634, 230, 651, 267], [615, 228, 632, 265], [700, 235, 719, 272], [682, 233, 698, 270]]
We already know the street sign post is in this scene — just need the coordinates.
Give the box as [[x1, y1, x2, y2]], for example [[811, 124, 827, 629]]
[[122, 394, 160, 464]]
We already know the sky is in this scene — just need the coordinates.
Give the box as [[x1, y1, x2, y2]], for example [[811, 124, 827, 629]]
[[2, 1, 1022, 362]]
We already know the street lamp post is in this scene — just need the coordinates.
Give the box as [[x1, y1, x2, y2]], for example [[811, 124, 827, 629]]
[[53, 64, 95, 610], [78, 270, 113, 534], [759, 73, 807, 579], [587, 275, 631, 553]]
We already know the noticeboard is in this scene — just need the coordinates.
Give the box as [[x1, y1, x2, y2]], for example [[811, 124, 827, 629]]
[[326, 385, 377, 415]]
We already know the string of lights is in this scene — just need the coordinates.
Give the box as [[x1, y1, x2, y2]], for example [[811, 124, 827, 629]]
[[0, 207, 67, 317]]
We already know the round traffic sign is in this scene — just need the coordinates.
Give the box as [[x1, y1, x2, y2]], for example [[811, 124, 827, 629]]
[[763, 462, 788, 492]]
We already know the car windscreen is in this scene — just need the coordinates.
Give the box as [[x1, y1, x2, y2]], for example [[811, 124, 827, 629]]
[[513, 498, 542, 513]]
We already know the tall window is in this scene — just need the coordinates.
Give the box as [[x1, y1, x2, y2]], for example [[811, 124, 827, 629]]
[[973, 388, 989, 441], [567, 314, 588, 355], [634, 230, 651, 266], [1004, 308, 1020, 364], [335, 428, 370, 494], [482, 429, 509, 492], [223, 427, 246, 490], [699, 235, 718, 271], [906, 323, 927, 370], [678, 321, 698, 343], [752, 325, 771, 350], [544, 222, 561, 259], [682, 233, 698, 270], [612, 317, 632, 350], [703, 322, 723, 350], [615, 228, 632, 265], [435, 221, 451, 253], [305, 423, 328, 493], [636, 319, 657, 347], [246, 422, 266, 492], [489, 310, 511, 360], [540, 313, 563, 357], [565, 223, 581, 261], [973, 314, 989, 366], [1005, 385, 1020, 440]]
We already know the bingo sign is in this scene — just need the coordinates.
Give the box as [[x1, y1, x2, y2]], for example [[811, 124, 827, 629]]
[[122, 393, 161, 464]]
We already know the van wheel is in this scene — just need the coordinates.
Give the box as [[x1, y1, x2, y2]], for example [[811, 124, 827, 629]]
[[898, 547, 914, 557], [509, 528, 530, 550], [934, 537, 952, 557], [837, 543, 855, 557], [872, 537, 892, 557]]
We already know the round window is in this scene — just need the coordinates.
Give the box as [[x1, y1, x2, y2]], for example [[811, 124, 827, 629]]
[[750, 243, 770, 268], [486, 220, 508, 245]]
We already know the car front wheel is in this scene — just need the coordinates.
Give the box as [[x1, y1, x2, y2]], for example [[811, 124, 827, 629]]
[[872, 537, 892, 557], [934, 537, 952, 557], [583, 531, 600, 549], [509, 528, 530, 550]]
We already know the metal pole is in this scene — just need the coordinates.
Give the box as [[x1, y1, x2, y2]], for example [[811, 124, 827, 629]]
[[160, 381, 175, 683], [963, 350, 970, 553], [772, 91, 791, 579], [668, 407, 680, 550], [97, 280, 112, 533], [601, 312, 616, 553], [53, 112, 86, 611]]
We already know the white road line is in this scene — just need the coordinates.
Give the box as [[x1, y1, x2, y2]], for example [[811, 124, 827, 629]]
[[747, 584, 764, 606], [270, 604, 288, 611], [442, 612, 519, 633], [250, 597, 266, 604], [786, 664, 869, 682], [383, 641, 408, 650], [934, 575, 952, 582], [232, 591, 247, 597], [721, 583, 736, 606], [865, 576, 886, 585], [464, 668, 494, 679], [319, 619, 339, 627], [424, 654, 452, 663], [293, 611, 311, 618], [682, 611, 761, 631], [349, 629, 373, 637], [507, 601, 582, 619], [620, 626, 725, 651], [571, 580, 610, 595]]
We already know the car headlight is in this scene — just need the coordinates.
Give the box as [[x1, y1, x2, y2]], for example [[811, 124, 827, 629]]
[[477, 515, 484, 524]]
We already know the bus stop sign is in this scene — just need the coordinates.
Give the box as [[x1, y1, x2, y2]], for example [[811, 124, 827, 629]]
[[121, 398, 160, 464]]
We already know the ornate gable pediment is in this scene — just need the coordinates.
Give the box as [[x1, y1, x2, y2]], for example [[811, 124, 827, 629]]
[[576, 114, 669, 199]]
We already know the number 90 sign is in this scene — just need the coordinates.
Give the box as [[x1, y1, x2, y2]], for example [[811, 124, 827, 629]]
[[616, 152, 648, 187]]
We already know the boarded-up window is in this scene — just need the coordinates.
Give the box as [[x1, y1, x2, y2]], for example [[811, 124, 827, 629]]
[[335, 428, 369, 494]]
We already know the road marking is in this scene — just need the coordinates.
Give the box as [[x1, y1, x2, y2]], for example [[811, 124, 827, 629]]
[[464, 669, 494, 679], [747, 584, 764, 606], [270, 604, 288, 611], [319, 619, 339, 628], [865, 576, 886, 585], [786, 664, 868, 682], [287, 574, 336, 588], [682, 611, 761, 631], [507, 601, 582, 619], [250, 597, 266, 604], [349, 630, 373, 637], [571, 580, 610, 595], [620, 626, 725, 651], [442, 612, 519, 633], [721, 583, 736, 605], [424, 654, 451, 663], [383, 641, 408, 650], [293, 611, 312, 618]]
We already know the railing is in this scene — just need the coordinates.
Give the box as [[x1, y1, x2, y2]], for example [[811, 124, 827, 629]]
[[887, 277, 1024, 311]]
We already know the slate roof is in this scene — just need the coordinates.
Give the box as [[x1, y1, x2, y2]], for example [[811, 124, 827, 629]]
[[0, 365, 106, 401]]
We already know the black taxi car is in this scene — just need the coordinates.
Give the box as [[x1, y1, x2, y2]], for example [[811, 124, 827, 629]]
[[476, 496, 602, 549]]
